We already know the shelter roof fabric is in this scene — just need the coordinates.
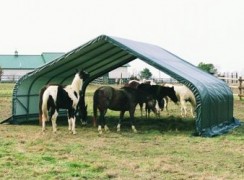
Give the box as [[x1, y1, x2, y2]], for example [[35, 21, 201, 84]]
[[6, 35, 240, 137]]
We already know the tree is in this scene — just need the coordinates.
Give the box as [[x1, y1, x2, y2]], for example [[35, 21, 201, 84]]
[[197, 62, 217, 75], [129, 75, 139, 81], [139, 68, 152, 79]]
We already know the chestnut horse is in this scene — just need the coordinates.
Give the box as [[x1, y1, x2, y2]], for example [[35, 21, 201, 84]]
[[93, 86, 154, 134]]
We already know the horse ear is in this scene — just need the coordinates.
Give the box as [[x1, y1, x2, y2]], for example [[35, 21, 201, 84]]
[[85, 105, 88, 110]]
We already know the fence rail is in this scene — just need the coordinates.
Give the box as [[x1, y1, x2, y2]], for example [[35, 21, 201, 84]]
[[219, 76, 244, 100], [0, 75, 22, 82], [1, 74, 244, 100], [238, 77, 244, 100]]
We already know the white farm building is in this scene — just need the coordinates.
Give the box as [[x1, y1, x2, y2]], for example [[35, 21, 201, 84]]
[[0, 51, 130, 82]]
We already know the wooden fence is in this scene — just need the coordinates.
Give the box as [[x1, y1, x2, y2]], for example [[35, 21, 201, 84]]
[[219, 76, 244, 100], [238, 77, 244, 100]]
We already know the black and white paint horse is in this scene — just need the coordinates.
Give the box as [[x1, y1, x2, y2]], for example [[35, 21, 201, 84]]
[[39, 70, 89, 134]]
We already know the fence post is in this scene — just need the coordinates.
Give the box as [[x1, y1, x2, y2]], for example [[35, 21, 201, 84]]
[[239, 76, 243, 100]]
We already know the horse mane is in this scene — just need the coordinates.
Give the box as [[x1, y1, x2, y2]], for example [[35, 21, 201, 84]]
[[70, 73, 83, 92]]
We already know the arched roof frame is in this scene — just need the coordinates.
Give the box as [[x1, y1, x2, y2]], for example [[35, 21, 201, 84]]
[[6, 35, 240, 137]]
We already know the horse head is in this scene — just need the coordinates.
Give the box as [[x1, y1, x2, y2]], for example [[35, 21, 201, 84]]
[[77, 93, 88, 124], [166, 86, 178, 103], [79, 70, 90, 81], [80, 104, 88, 125], [77, 69, 90, 80]]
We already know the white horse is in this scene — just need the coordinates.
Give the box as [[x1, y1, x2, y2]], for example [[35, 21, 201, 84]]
[[39, 70, 89, 134], [174, 85, 196, 118], [163, 83, 196, 118]]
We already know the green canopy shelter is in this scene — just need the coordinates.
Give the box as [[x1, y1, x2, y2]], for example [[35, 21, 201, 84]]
[[5, 35, 240, 136]]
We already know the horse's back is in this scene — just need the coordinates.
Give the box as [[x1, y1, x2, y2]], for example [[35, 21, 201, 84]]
[[94, 86, 114, 100], [126, 80, 141, 89], [174, 85, 195, 103], [94, 86, 137, 111]]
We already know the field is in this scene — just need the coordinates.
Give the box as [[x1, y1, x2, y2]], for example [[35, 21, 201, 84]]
[[0, 83, 243, 179]]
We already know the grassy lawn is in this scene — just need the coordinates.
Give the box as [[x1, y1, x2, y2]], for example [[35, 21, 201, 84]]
[[0, 83, 243, 179]]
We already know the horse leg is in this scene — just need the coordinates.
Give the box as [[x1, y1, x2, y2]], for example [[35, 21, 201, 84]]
[[117, 111, 125, 132], [68, 108, 76, 134], [41, 107, 50, 132], [164, 97, 169, 115], [149, 99, 159, 117], [190, 107, 194, 118], [51, 110, 58, 133], [71, 116, 76, 134], [190, 101, 196, 118], [42, 110, 47, 132], [97, 114, 103, 134], [148, 107, 150, 118], [145, 103, 149, 118], [98, 109, 106, 134], [42, 113, 46, 132], [152, 106, 159, 117], [139, 103, 143, 117], [129, 108, 137, 133], [104, 109, 110, 132], [180, 100, 187, 117]]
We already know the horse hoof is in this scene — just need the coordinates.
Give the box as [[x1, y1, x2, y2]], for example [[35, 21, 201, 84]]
[[104, 125, 110, 132], [73, 131, 77, 135], [132, 126, 137, 133]]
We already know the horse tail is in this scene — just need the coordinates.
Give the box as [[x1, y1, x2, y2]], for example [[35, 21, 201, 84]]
[[93, 89, 99, 127], [39, 86, 49, 125], [39, 86, 46, 125]]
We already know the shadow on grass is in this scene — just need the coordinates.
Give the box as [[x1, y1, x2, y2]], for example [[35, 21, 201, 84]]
[[13, 115, 244, 137], [19, 114, 196, 134], [84, 115, 197, 135]]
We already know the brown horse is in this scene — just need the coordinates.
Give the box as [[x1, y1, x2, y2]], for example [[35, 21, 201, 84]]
[[125, 80, 175, 117], [136, 83, 178, 117], [124, 80, 157, 117], [137, 83, 178, 106], [93, 86, 154, 134]]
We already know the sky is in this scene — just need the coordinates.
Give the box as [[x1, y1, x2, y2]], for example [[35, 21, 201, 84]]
[[1, 0, 244, 77]]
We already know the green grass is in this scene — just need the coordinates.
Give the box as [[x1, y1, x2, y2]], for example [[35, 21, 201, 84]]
[[0, 83, 243, 179]]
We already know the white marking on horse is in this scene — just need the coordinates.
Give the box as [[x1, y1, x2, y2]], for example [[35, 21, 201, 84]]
[[39, 70, 89, 134]]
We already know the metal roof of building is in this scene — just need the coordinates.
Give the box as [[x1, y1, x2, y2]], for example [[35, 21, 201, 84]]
[[0, 52, 65, 69]]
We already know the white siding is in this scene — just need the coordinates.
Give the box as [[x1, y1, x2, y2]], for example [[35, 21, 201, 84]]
[[1, 69, 33, 81], [108, 67, 129, 78]]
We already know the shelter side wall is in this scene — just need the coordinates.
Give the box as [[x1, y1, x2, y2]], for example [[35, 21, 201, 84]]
[[199, 83, 234, 131]]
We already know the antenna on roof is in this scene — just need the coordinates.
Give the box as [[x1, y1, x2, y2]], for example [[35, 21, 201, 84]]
[[14, 50, 18, 57]]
